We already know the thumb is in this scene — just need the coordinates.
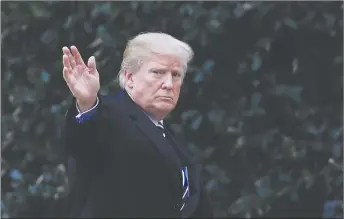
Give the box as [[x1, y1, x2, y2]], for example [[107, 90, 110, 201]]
[[87, 56, 97, 74]]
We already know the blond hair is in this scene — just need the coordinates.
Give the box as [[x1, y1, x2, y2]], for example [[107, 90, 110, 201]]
[[117, 32, 194, 88]]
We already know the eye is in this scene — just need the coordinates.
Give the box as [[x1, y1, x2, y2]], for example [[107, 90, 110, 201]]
[[172, 71, 181, 77], [152, 69, 164, 74]]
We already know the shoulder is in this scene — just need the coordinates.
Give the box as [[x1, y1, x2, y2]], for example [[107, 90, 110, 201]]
[[97, 92, 123, 110], [99, 94, 120, 104], [98, 89, 127, 105], [96, 91, 131, 124]]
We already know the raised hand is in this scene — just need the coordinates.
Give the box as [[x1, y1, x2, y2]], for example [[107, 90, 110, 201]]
[[62, 46, 100, 111]]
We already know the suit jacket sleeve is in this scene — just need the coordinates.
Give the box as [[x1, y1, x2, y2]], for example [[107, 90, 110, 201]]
[[64, 96, 102, 162]]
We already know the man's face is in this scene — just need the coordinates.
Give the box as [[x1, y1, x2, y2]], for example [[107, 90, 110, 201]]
[[125, 55, 184, 120]]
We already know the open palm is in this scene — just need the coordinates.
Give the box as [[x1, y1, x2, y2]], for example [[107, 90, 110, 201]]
[[62, 46, 100, 105]]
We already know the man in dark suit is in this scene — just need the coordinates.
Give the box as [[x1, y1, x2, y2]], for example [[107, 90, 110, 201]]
[[62, 32, 213, 218]]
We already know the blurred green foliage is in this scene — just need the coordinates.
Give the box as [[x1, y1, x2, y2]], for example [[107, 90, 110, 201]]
[[1, 1, 343, 218]]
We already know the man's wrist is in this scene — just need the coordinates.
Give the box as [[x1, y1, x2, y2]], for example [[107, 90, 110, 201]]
[[76, 98, 97, 113]]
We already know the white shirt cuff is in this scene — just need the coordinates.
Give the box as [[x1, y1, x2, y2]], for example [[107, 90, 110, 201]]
[[75, 97, 99, 120]]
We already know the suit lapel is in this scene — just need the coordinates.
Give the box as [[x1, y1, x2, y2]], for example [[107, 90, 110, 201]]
[[164, 125, 192, 166], [164, 124, 199, 194], [115, 90, 183, 195]]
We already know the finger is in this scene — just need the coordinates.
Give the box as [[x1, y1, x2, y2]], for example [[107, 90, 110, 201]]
[[62, 46, 71, 56], [69, 53, 76, 69], [87, 56, 97, 74], [63, 67, 72, 85], [70, 45, 85, 66], [63, 55, 72, 71], [63, 46, 76, 69]]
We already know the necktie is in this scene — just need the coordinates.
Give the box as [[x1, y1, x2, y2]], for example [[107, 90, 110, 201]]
[[156, 121, 166, 138]]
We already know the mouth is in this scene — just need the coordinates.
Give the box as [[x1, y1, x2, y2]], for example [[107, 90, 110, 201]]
[[158, 96, 173, 100]]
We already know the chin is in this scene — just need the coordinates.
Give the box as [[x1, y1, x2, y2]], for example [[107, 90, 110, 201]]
[[156, 102, 175, 112]]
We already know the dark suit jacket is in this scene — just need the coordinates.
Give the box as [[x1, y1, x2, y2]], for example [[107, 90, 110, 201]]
[[63, 89, 213, 218]]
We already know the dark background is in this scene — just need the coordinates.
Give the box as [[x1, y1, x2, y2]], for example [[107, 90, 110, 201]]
[[1, 1, 343, 218]]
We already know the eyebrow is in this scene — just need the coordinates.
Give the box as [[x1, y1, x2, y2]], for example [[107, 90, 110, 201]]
[[151, 66, 181, 71]]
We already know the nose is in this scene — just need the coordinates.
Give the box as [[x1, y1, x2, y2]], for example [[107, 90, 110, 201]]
[[161, 73, 173, 90]]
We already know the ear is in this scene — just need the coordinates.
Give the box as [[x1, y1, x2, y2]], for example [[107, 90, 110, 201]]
[[124, 71, 134, 88]]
